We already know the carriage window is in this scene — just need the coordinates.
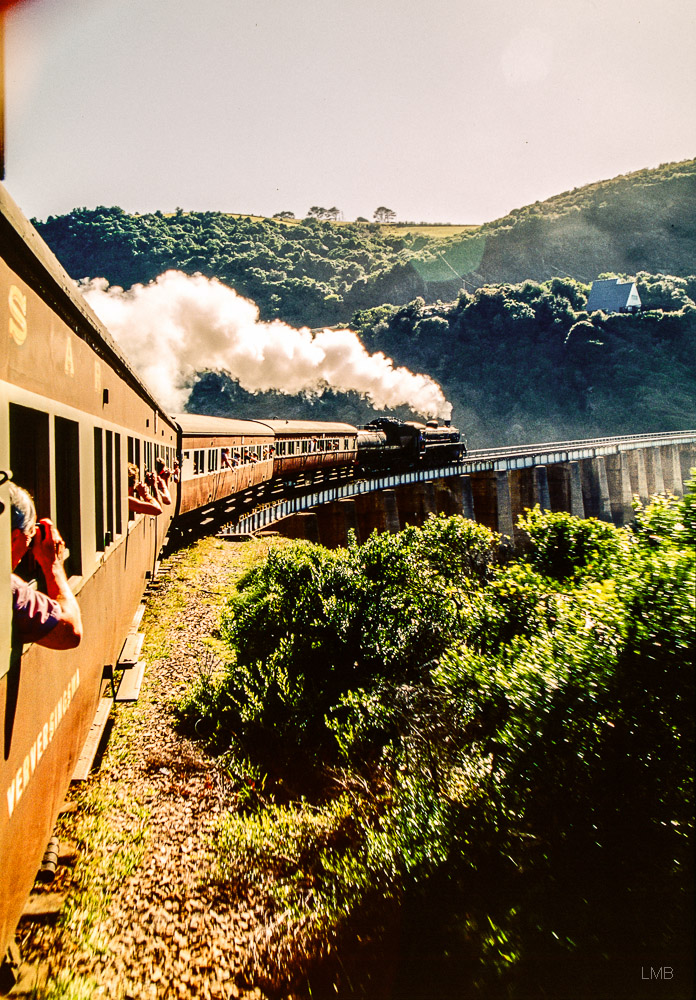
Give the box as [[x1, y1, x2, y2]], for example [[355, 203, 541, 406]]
[[193, 450, 205, 475], [105, 431, 115, 544], [208, 449, 218, 472], [9, 403, 50, 519], [54, 416, 82, 576], [115, 434, 122, 536], [144, 440, 153, 473], [94, 428, 105, 552]]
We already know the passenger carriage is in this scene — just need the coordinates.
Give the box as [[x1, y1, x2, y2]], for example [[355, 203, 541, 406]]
[[0, 183, 178, 959], [259, 419, 357, 478], [175, 413, 275, 517]]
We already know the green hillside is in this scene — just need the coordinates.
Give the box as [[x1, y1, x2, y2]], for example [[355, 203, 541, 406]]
[[34, 160, 696, 444], [35, 158, 696, 330], [441, 158, 696, 289]]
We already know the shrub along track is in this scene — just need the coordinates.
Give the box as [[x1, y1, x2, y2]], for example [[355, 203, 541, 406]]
[[18, 536, 288, 1000]]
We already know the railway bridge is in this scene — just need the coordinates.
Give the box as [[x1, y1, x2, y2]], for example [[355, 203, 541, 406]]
[[224, 429, 696, 548]]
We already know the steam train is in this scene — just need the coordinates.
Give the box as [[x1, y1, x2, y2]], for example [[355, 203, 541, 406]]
[[0, 182, 464, 964]]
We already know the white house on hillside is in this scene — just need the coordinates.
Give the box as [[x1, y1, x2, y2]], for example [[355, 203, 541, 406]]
[[586, 278, 642, 313]]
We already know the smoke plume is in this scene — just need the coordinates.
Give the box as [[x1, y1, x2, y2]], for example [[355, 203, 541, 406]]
[[81, 271, 452, 419]]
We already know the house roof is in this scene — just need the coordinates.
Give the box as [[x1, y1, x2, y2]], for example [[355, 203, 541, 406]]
[[586, 278, 642, 312]]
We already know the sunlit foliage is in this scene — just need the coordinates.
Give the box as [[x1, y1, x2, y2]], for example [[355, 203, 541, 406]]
[[178, 488, 695, 997]]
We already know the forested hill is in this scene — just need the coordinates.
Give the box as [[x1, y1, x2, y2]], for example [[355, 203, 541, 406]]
[[439, 158, 696, 289], [34, 159, 696, 330], [33, 160, 696, 447]]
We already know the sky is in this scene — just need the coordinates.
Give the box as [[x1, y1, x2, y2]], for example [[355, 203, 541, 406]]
[[2, 0, 695, 225]]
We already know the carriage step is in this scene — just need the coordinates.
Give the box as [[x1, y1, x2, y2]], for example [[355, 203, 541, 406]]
[[118, 632, 144, 668], [115, 660, 146, 702], [130, 604, 145, 632], [72, 697, 113, 780]]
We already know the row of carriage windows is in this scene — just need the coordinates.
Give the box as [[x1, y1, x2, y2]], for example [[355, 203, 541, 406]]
[[8, 402, 175, 578], [8, 405, 356, 566], [187, 437, 354, 476]]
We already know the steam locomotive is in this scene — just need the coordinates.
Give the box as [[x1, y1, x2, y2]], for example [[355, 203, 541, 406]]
[[0, 182, 464, 962], [356, 417, 464, 470]]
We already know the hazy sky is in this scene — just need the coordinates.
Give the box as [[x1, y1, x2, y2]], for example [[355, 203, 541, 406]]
[[3, 0, 695, 224]]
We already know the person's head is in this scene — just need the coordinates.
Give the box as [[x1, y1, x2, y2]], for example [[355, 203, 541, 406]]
[[155, 457, 165, 474], [128, 464, 139, 490], [9, 483, 37, 569]]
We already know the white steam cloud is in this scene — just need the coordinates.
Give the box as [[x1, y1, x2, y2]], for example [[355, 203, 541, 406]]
[[81, 271, 452, 420]]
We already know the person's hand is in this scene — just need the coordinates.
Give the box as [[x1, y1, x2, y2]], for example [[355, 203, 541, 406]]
[[32, 518, 66, 569]]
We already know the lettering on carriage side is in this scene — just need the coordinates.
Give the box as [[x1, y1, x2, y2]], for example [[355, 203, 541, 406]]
[[5, 668, 80, 819], [64, 337, 74, 376], [8, 285, 28, 346]]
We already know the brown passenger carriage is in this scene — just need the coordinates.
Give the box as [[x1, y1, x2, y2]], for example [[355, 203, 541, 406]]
[[175, 413, 275, 517], [0, 184, 178, 959], [258, 419, 357, 478]]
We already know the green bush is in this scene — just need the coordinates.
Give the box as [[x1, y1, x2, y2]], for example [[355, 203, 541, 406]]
[[177, 495, 695, 997], [518, 506, 628, 582], [187, 519, 501, 774]]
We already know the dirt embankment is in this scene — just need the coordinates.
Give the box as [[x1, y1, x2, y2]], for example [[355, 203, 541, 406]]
[[19, 536, 285, 1000]]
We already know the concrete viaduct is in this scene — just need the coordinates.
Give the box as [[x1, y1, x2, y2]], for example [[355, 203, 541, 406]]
[[226, 430, 696, 549]]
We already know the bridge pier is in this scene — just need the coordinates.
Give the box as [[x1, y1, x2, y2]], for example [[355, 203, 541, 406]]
[[277, 511, 320, 543], [496, 471, 515, 539], [315, 502, 351, 549], [469, 472, 498, 533], [533, 465, 551, 511], [456, 475, 476, 520], [339, 499, 360, 543], [626, 450, 649, 505], [605, 453, 634, 526], [354, 488, 400, 537], [661, 445, 682, 496], [543, 461, 585, 518], [434, 481, 456, 515], [568, 462, 585, 518], [678, 446, 694, 491], [645, 447, 665, 496], [497, 465, 551, 544], [508, 468, 531, 512], [395, 481, 436, 528], [580, 457, 612, 521]]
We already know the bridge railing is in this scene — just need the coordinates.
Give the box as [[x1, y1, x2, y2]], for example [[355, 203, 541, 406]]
[[464, 429, 696, 471], [222, 429, 696, 536]]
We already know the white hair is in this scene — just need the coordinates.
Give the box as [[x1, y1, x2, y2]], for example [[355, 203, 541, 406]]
[[9, 483, 36, 536]]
